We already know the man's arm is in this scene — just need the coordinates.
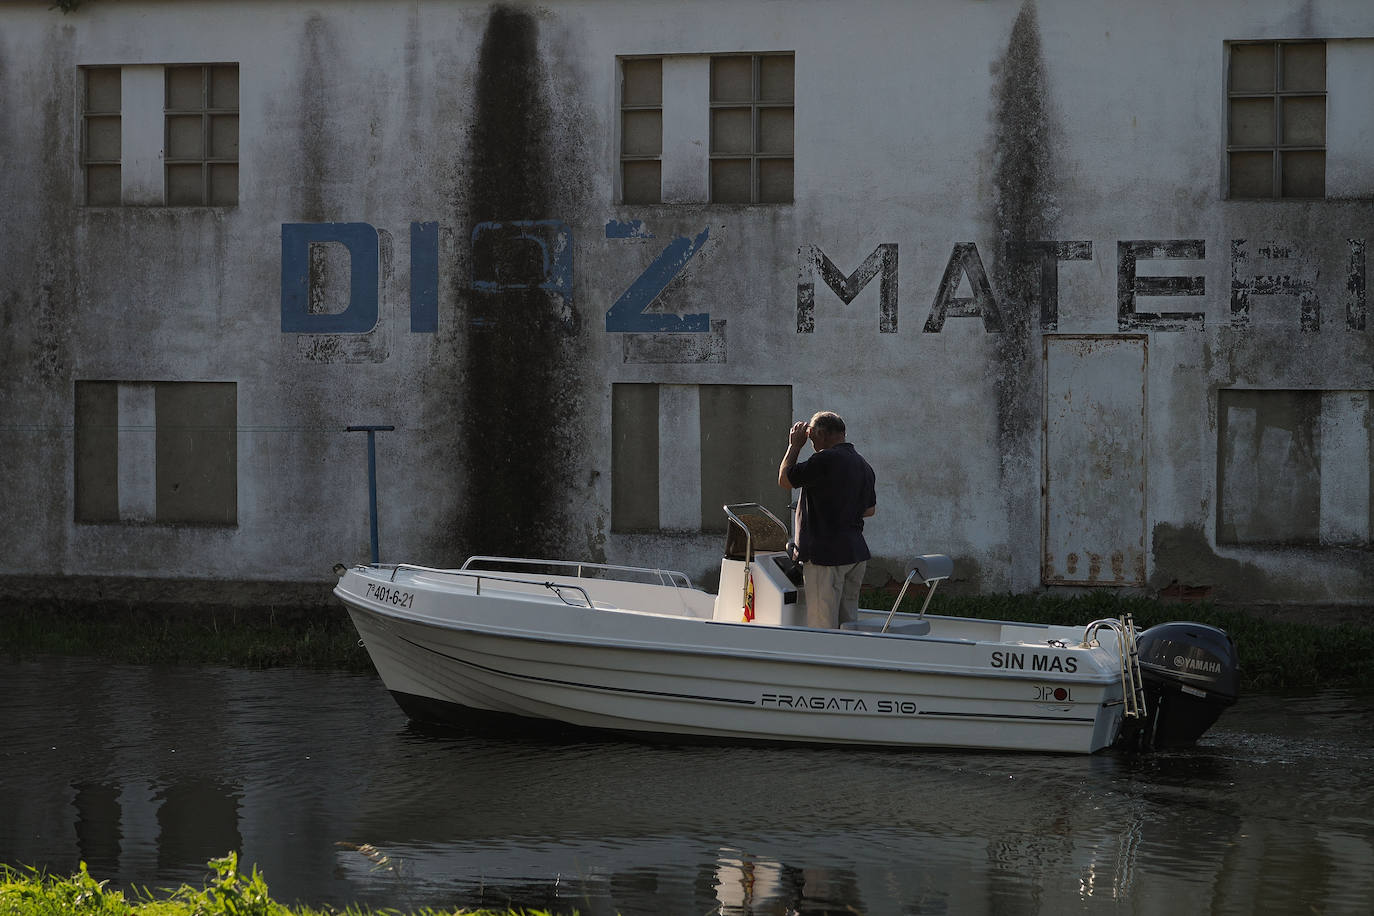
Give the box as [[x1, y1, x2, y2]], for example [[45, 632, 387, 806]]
[[862, 463, 876, 517], [778, 421, 809, 489]]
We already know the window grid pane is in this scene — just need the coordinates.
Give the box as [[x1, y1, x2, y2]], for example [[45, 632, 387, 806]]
[[1229, 151, 1274, 198], [1282, 43, 1325, 91], [711, 107, 753, 155], [1229, 44, 1275, 92], [621, 58, 662, 106], [86, 165, 122, 206], [1281, 150, 1324, 198], [758, 158, 793, 204], [209, 114, 239, 159], [1227, 41, 1324, 199], [710, 56, 753, 102], [1229, 97, 1274, 147], [622, 109, 662, 157], [758, 55, 794, 102], [620, 57, 662, 204], [711, 159, 752, 203], [1281, 96, 1325, 146], [622, 160, 662, 205], [758, 107, 793, 155], [709, 53, 793, 204], [167, 114, 204, 159], [166, 66, 204, 109], [85, 115, 122, 161], [165, 64, 239, 206], [167, 163, 204, 206], [209, 163, 239, 206]]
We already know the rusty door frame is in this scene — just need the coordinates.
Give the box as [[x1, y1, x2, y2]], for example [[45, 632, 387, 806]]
[[1041, 334, 1149, 587]]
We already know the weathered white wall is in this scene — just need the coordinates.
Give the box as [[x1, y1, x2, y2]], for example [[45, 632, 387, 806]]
[[2, 0, 1373, 604]]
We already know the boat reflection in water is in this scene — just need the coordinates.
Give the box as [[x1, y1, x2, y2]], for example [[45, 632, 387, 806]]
[[328, 691, 1370, 915]]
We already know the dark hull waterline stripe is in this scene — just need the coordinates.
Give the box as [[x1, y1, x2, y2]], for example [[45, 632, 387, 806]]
[[380, 626, 1097, 726]]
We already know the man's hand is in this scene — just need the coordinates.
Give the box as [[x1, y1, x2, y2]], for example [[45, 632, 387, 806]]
[[779, 421, 809, 489]]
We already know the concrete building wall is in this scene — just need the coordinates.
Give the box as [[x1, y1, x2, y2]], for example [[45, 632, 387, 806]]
[[2, 0, 1372, 604]]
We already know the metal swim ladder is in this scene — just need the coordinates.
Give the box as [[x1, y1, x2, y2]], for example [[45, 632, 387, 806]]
[[1082, 615, 1148, 720]]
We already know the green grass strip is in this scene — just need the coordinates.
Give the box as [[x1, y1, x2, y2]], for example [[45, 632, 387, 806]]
[[0, 854, 560, 916]]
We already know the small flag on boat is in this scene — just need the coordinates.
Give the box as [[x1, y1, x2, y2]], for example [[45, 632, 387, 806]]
[[744, 571, 755, 622]]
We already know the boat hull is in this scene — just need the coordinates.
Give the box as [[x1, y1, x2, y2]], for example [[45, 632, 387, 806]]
[[338, 567, 1128, 753]]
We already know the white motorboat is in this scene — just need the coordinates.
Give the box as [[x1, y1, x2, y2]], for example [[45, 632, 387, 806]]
[[335, 504, 1238, 754]]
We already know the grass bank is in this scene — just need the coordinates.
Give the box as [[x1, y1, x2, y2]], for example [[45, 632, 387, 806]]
[[0, 854, 548, 916], [0, 602, 373, 672], [2, 586, 1371, 691]]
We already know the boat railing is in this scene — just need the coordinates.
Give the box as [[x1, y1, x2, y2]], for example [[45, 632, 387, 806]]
[[460, 556, 694, 589], [1082, 615, 1148, 719], [380, 563, 595, 608]]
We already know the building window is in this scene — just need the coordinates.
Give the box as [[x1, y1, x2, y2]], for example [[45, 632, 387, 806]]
[[165, 64, 239, 206], [710, 54, 793, 204], [620, 58, 662, 204], [611, 383, 791, 532], [75, 381, 238, 525], [82, 67, 122, 205], [616, 52, 794, 205], [1217, 389, 1372, 546], [1227, 41, 1325, 199]]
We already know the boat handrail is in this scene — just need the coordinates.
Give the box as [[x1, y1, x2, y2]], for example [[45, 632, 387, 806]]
[[379, 563, 595, 608], [459, 556, 693, 589], [1082, 616, 1147, 720]]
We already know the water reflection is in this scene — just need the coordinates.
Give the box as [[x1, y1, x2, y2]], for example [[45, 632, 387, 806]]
[[2, 656, 1372, 914]]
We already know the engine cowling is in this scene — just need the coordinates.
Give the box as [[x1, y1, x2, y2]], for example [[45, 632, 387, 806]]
[[1126, 621, 1239, 749]]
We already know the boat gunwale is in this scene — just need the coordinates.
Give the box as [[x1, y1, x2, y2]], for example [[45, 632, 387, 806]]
[[345, 563, 1076, 635], [336, 583, 1123, 687]]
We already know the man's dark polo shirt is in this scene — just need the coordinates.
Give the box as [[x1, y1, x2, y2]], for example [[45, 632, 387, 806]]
[[786, 442, 876, 566]]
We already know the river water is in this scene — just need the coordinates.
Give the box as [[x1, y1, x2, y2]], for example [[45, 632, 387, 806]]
[[1, 655, 1370, 915]]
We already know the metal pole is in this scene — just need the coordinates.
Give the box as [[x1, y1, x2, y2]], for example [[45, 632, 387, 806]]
[[346, 425, 394, 565]]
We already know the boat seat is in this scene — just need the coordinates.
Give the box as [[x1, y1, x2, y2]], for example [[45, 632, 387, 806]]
[[842, 619, 932, 636]]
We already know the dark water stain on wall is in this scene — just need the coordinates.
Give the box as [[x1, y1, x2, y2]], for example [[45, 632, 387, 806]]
[[3, 26, 78, 561], [297, 15, 338, 223], [990, 0, 1056, 477], [457, 5, 583, 559]]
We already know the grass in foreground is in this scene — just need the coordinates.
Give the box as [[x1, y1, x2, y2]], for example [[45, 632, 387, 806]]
[[0, 854, 555, 916]]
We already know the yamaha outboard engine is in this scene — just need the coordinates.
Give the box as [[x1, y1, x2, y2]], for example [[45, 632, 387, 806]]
[[1122, 622, 1239, 750]]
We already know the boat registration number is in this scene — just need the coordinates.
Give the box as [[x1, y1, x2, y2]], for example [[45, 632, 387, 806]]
[[365, 583, 415, 608]]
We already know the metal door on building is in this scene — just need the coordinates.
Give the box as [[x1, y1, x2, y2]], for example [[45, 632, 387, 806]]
[[1042, 335, 1148, 586]]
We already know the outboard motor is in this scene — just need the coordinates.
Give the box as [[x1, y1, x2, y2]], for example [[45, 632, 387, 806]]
[[1125, 622, 1240, 750]]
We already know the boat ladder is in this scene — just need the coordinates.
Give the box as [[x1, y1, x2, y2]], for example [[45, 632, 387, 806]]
[[1082, 615, 1148, 720]]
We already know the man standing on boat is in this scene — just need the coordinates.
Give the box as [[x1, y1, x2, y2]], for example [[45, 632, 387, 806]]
[[778, 411, 877, 628]]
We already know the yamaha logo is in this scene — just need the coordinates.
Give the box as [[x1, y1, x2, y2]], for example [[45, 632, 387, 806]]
[[1173, 654, 1222, 675]]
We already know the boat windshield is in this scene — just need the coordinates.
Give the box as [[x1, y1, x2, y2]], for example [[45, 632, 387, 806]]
[[723, 505, 788, 560]]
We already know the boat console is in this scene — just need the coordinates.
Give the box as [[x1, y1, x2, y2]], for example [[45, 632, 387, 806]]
[[713, 503, 807, 625]]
